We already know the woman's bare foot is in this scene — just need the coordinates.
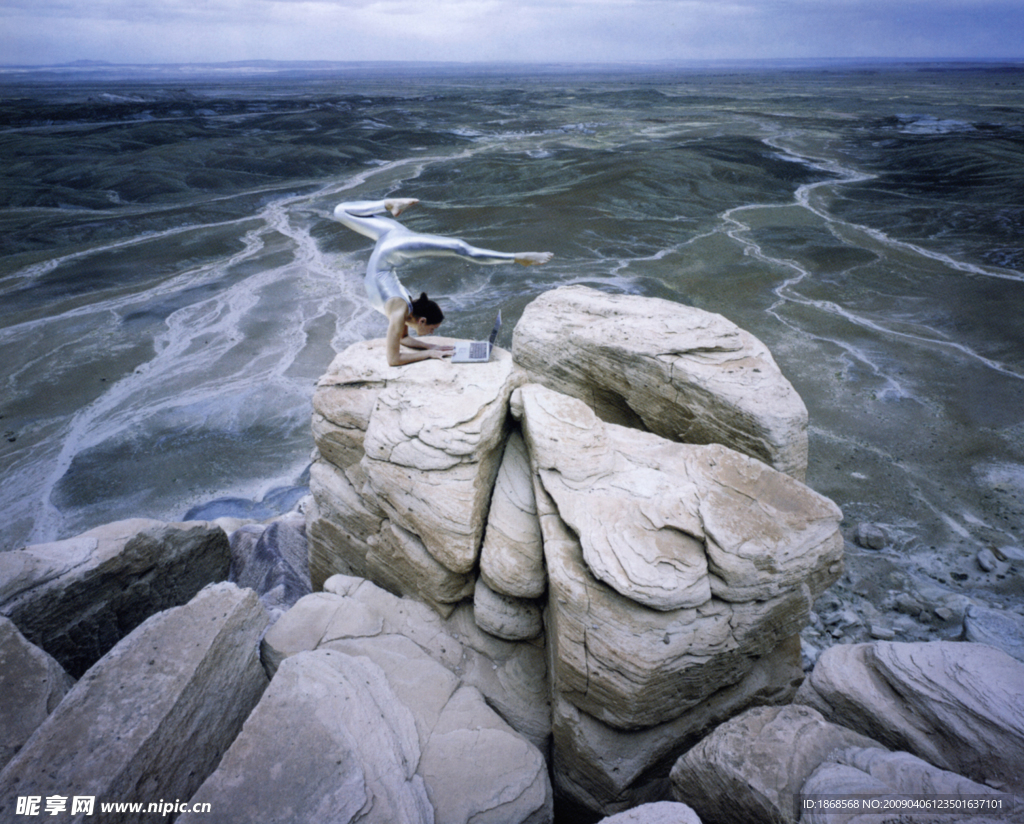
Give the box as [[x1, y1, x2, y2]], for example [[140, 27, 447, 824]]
[[385, 198, 420, 217], [515, 251, 554, 266]]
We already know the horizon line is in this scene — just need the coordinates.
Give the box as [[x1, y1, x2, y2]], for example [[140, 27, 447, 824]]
[[3, 56, 1024, 71]]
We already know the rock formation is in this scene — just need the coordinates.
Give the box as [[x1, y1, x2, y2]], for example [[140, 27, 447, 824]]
[[0, 518, 230, 677], [512, 285, 809, 479], [794, 640, 1024, 793], [669, 704, 882, 824], [303, 286, 842, 815], [0, 287, 856, 821], [0, 616, 75, 771], [0, 583, 268, 823]]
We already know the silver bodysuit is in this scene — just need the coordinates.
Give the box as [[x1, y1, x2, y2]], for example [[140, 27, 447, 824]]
[[333, 200, 520, 316]]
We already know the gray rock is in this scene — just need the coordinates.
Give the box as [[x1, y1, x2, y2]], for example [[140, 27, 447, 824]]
[[512, 284, 809, 479], [261, 576, 551, 750], [795, 641, 1024, 792], [0, 583, 268, 823], [181, 648, 433, 824], [0, 518, 230, 677], [229, 514, 311, 621], [669, 704, 882, 824], [0, 616, 75, 770], [963, 604, 1024, 663], [598, 802, 703, 824], [188, 643, 551, 823], [801, 747, 1007, 824], [854, 523, 888, 550], [473, 575, 543, 640], [976, 548, 999, 573]]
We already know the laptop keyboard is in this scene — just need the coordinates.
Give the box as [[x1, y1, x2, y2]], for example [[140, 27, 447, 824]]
[[469, 341, 488, 359]]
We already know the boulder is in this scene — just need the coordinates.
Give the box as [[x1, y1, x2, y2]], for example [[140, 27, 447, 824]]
[[551, 637, 804, 816], [307, 337, 515, 602], [597, 802, 703, 824], [795, 641, 1024, 792], [473, 575, 543, 641], [306, 460, 474, 613], [229, 512, 311, 622], [0, 616, 75, 770], [801, 747, 1008, 824], [668, 704, 882, 824], [0, 583, 268, 823], [184, 646, 551, 824], [514, 383, 840, 729], [963, 604, 1024, 663], [181, 647, 433, 824], [512, 285, 808, 479], [0, 518, 230, 677], [261, 575, 551, 750], [479, 431, 546, 599]]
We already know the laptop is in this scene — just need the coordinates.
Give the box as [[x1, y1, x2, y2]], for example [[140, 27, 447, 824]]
[[451, 311, 501, 363]]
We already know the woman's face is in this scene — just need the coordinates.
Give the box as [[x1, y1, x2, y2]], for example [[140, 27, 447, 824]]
[[409, 317, 441, 336]]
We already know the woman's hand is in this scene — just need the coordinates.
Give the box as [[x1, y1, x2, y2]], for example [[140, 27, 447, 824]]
[[427, 348, 452, 360]]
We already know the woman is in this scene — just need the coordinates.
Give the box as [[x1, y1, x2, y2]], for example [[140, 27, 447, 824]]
[[334, 198, 553, 366]]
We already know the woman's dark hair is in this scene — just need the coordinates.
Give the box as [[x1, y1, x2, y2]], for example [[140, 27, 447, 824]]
[[411, 292, 444, 325]]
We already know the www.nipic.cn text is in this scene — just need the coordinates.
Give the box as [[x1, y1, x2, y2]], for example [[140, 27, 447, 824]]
[[15, 796, 211, 817]]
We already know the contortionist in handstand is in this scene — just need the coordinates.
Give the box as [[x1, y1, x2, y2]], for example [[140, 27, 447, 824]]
[[334, 198, 553, 366]]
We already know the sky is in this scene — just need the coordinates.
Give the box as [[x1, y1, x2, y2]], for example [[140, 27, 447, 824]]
[[1, 0, 1022, 67]]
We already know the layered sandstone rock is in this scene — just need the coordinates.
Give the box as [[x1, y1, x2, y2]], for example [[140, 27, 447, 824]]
[[300, 288, 843, 817], [512, 285, 809, 479], [669, 705, 881, 824], [514, 383, 842, 731], [795, 641, 1024, 793], [0, 583, 268, 823], [0, 519, 230, 677], [307, 338, 514, 610]]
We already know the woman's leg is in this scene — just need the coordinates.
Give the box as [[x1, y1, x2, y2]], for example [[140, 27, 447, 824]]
[[333, 200, 402, 241]]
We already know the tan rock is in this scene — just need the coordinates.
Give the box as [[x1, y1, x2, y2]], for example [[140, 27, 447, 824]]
[[308, 338, 515, 596], [512, 285, 808, 479], [306, 460, 473, 614], [514, 384, 841, 613], [551, 637, 804, 816], [511, 383, 839, 729], [479, 431, 546, 599], [473, 575, 543, 641]]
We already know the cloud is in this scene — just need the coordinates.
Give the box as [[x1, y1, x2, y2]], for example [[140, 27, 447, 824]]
[[1, 0, 1022, 65]]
